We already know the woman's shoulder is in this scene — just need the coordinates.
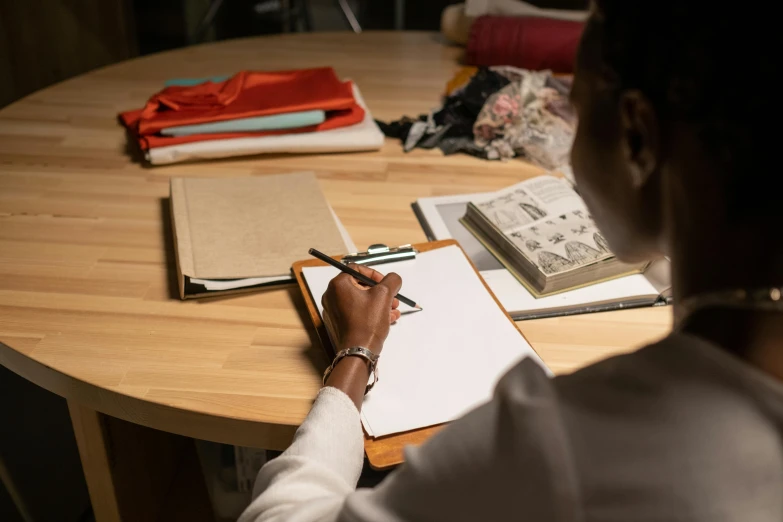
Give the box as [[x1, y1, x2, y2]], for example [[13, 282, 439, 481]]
[[546, 332, 783, 517], [502, 331, 783, 432], [554, 331, 783, 410], [497, 332, 746, 412]]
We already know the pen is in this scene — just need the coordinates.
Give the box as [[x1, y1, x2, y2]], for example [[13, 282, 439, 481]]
[[308, 248, 422, 310]]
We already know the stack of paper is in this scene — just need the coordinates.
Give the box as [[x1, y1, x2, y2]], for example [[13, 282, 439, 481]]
[[302, 245, 549, 437], [171, 172, 355, 299]]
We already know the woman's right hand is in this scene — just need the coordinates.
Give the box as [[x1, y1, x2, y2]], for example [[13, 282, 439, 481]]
[[321, 264, 402, 356]]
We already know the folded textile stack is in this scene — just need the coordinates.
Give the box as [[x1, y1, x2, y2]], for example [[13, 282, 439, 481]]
[[378, 67, 575, 170], [119, 67, 384, 165]]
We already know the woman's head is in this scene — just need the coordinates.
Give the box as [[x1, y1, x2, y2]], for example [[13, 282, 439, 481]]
[[570, 2, 777, 264]]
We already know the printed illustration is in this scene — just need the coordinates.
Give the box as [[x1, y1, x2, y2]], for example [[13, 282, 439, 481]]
[[507, 210, 615, 275], [594, 232, 610, 253], [520, 202, 547, 221], [571, 225, 589, 235], [477, 188, 548, 233], [538, 251, 573, 274], [564, 241, 603, 264], [548, 233, 566, 244]]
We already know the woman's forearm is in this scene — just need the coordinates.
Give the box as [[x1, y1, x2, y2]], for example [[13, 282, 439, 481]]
[[239, 387, 365, 522], [325, 356, 371, 410]]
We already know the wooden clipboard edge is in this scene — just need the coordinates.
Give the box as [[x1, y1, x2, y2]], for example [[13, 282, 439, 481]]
[[291, 239, 538, 470]]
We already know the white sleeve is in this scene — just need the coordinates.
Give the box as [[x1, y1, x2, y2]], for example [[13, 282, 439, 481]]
[[238, 386, 365, 522], [240, 359, 581, 522]]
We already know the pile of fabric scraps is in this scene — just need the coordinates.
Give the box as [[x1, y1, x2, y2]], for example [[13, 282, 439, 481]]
[[119, 67, 384, 165], [377, 66, 575, 170]]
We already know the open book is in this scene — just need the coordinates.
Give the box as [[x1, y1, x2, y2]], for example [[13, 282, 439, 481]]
[[462, 176, 648, 296], [412, 176, 671, 320]]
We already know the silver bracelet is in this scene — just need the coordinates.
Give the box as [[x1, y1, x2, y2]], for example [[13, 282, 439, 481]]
[[322, 346, 379, 394]]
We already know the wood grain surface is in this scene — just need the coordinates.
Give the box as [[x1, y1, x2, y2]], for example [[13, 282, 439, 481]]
[[0, 32, 673, 450]]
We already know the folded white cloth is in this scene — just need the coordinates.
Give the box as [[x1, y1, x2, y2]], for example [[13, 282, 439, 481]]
[[146, 85, 385, 165], [465, 0, 588, 21]]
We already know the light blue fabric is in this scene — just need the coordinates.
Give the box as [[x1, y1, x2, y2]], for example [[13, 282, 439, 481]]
[[159, 110, 327, 136], [164, 76, 230, 87]]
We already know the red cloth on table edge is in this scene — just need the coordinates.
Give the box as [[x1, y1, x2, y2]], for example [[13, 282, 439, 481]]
[[465, 16, 585, 73], [119, 67, 365, 151]]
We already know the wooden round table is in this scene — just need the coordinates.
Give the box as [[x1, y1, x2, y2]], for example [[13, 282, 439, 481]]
[[0, 32, 671, 520]]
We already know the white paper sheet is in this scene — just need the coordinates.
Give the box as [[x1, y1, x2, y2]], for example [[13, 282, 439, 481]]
[[302, 245, 549, 437], [482, 270, 659, 315], [190, 274, 291, 291]]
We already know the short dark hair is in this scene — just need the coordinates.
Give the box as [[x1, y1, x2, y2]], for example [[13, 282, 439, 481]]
[[591, 1, 778, 216]]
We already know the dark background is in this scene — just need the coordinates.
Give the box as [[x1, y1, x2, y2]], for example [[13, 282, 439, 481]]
[[0, 0, 456, 109], [0, 1, 585, 520], [0, 0, 586, 109]]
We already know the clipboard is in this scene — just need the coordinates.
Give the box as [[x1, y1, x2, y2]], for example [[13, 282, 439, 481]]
[[292, 239, 535, 469]]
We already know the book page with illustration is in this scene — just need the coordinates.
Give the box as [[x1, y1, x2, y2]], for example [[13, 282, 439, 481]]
[[473, 176, 614, 277]]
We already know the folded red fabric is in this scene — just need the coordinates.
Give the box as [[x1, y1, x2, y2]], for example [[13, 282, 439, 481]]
[[119, 67, 365, 151], [465, 16, 585, 73]]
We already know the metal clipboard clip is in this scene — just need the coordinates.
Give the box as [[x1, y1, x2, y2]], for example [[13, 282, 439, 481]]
[[341, 244, 418, 267]]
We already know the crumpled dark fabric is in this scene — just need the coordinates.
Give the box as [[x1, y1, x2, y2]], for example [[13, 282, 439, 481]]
[[377, 67, 510, 157], [380, 67, 576, 169]]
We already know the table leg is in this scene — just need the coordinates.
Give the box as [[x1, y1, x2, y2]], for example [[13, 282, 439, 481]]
[[68, 401, 215, 522], [68, 402, 122, 521], [394, 0, 404, 30]]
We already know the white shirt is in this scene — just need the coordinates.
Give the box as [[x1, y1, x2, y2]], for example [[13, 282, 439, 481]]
[[240, 333, 783, 521]]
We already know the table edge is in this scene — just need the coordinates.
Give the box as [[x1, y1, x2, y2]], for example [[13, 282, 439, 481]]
[[0, 340, 298, 449]]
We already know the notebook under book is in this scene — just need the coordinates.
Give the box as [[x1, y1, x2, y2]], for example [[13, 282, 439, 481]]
[[463, 176, 649, 296], [170, 172, 355, 299], [412, 175, 671, 320]]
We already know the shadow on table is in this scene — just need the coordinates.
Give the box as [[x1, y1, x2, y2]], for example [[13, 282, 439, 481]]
[[123, 123, 147, 165], [160, 197, 181, 300], [288, 284, 332, 374]]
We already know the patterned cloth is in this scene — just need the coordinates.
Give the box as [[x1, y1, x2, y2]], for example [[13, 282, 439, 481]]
[[475, 69, 575, 168], [378, 67, 575, 170]]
